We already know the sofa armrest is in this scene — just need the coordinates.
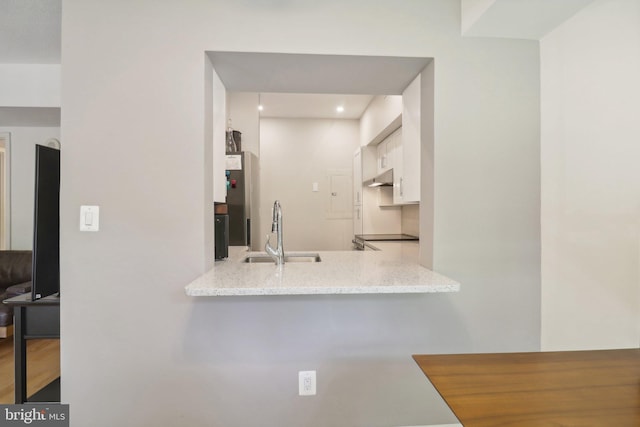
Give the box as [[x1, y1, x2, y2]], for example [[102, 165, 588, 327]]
[[5, 281, 32, 298]]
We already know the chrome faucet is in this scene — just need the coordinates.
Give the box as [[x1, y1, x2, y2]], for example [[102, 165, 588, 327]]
[[265, 200, 284, 265]]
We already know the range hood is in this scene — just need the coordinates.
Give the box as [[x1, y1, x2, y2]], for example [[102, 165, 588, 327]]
[[366, 169, 393, 187]]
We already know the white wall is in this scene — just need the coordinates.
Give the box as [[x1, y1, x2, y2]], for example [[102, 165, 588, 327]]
[[60, 1, 540, 426], [210, 60, 227, 205], [228, 92, 261, 157], [461, 0, 496, 35], [0, 126, 60, 249], [259, 118, 359, 251], [0, 64, 60, 107], [540, 0, 640, 350], [0, 64, 61, 249]]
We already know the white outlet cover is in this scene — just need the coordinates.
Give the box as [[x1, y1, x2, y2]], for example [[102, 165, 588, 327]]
[[298, 371, 316, 396]]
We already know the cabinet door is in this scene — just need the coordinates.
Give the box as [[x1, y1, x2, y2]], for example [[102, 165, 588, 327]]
[[386, 127, 401, 171], [392, 131, 404, 204], [376, 140, 388, 174], [402, 73, 421, 203], [353, 205, 363, 236], [353, 149, 362, 206]]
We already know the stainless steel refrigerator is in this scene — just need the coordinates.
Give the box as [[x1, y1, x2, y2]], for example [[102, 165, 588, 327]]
[[225, 151, 258, 248]]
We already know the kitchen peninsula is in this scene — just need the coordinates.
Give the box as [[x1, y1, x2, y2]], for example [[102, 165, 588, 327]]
[[185, 245, 459, 296]]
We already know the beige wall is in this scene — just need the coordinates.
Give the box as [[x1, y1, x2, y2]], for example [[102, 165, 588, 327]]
[[228, 92, 260, 158], [0, 126, 60, 249], [540, 0, 640, 350], [259, 118, 359, 251], [60, 1, 540, 425]]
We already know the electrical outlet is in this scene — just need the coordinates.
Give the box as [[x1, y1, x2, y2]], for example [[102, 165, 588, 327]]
[[299, 370, 316, 396]]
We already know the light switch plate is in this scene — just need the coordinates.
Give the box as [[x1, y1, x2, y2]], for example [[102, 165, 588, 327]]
[[80, 205, 99, 231]]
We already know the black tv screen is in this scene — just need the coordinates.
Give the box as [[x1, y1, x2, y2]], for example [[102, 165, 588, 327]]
[[31, 144, 60, 300]]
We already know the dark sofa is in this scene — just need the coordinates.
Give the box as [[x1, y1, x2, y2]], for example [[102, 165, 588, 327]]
[[0, 250, 33, 337]]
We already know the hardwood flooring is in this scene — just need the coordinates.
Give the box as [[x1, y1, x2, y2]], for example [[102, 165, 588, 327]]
[[0, 337, 60, 404]]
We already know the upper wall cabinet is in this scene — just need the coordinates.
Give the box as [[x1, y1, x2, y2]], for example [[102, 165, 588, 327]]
[[390, 129, 404, 205], [359, 95, 402, 147], [376, 134, 392, 175], [400, 73, 421, 203], [357, 75, 423, 206]]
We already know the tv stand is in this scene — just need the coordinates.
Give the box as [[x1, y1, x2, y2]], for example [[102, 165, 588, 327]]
[[3, 293, 60, 403]]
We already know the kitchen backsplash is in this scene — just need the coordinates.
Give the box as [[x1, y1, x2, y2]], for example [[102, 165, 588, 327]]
[[401, 204, 419, 237]]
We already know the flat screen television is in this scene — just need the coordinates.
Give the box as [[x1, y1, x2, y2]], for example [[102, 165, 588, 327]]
[[31, 144, 60, 300]]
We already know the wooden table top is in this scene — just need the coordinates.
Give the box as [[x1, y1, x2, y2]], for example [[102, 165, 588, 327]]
[[413, 349, 640, 426]]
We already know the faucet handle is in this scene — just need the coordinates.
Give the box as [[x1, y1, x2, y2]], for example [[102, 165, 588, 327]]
[[265, 234, 274, 253]]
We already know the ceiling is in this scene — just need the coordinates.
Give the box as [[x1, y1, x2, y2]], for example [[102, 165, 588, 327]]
[[1, 1, 597, 121], [1, 1, 600, 64], [258, 93, 374, 120], [462, 0, 597, 39], [208, 52, 431, 95], [208, 52, 430, 119]]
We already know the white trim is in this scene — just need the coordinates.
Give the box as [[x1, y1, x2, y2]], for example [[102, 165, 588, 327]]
[[0, 132, 11, 249]]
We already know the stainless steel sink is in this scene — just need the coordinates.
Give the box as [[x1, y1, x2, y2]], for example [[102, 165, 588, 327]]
[[244, 253, 321, 263]]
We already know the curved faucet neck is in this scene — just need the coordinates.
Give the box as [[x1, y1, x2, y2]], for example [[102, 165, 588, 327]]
[[265, 200, 284, 264]]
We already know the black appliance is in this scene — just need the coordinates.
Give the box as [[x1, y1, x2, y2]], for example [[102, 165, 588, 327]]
[[214, 214, 229, 260], [31, 144, 60, 300]]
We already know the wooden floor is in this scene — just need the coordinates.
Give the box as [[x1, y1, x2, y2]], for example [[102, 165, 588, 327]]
[[0, 337, 60, 404]]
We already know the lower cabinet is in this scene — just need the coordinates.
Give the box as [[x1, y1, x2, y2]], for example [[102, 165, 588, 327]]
[[353, 205, 363, 235]]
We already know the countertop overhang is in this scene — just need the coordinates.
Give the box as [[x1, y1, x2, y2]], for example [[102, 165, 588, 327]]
[[185, 245, 460, 297]]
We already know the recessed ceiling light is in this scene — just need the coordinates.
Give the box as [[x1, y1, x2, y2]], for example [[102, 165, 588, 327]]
[[336, 105, 345, 113], [258, 104, 264, 111]]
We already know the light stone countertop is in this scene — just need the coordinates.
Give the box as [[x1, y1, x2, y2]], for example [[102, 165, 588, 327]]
[[185, 244, 460, 296]]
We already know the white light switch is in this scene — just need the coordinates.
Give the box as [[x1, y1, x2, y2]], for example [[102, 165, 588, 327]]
[[80, 205, 99, 231], [312, 182, 319, 192]]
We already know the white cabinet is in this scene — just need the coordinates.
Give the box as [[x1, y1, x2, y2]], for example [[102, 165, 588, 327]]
[[401, 73, 421, 203], [360, 95, 402, 147], [357, 73, 423, 206], [376, 127, 401, 176], [376, 139, 389, 174], [353, 205, 363, 235], [353, 150, 362, 236], [392, 131, 404, 204], [353, 149, 362, 206], [374, 128, 407, 205], [353, 147, 375, 235]]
